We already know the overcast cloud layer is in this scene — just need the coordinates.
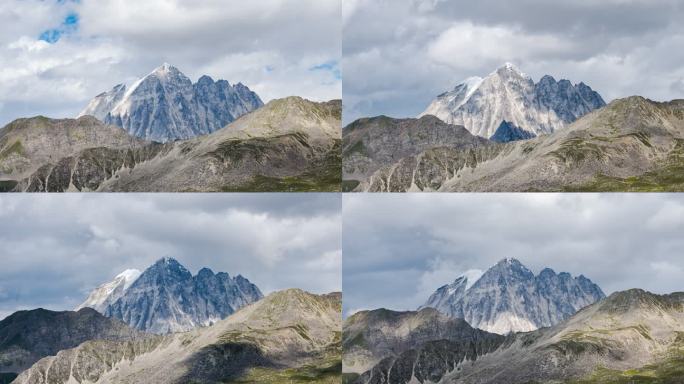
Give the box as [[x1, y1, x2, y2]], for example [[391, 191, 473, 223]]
[[0, 0, 341, 126], [343, 194, 684, 317], [342, 0, 684, 124], [0, 194, 341, 320]]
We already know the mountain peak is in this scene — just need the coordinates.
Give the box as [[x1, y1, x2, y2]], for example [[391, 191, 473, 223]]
[[79, 64, 263, 142], [422, 258, 605, 334], [499, 257, 521, 265], [144, 257, 192, 282], [153, 62, 178, 73], [420, 64, 605, 138], [155, 256, 182, 266], [495, 62, 528, 78]]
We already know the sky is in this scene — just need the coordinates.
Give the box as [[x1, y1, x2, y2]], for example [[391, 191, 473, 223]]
[[0, 194, 341, 320], [0, 0, 341, 127], [342, 0, 684, 125], [343, 194, 684, 318]]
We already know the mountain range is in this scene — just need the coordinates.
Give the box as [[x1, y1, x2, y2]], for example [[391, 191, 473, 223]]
[[15, 289, 342, 384], [79, 63, 263, 142], [343, 96, 684, 192], [0, 96, 342, 192], [77, 257, 263, 334], [419, 63, 605, 139], [344, 289, 684, 384], [421, 258, 605, 334]]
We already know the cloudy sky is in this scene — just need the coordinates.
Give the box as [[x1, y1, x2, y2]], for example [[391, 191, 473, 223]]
[[0, 194, 341, 320], [343, 194, 684, 317], [342, 0, 684, 124], [0, 0, 341, 126]]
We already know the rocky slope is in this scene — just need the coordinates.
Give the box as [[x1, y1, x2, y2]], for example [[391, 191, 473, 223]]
[[0, 308, 141, 375], [341, 115, 496, 191], [445, 289, 684, 384], [342, 308, 504, 383], [420, 63, 605, 139], [0, 96, 341, 192], [79, 63, 263, 142], [14, 289, 342, 384], [421, 258, 605, 335], [78, 257, 263, 334], [347, 96, 684, 192]]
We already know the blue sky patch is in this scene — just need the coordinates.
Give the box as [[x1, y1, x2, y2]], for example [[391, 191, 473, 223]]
[[38, 12, 79, 43], [310, 60, 341, 80]]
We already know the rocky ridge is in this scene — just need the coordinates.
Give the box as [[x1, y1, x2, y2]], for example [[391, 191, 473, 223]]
[[0, 308, 141, 375], [342, 307, 504, 384]]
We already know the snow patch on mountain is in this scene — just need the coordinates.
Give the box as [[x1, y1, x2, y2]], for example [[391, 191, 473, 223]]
[[76, 269, 141, 313]]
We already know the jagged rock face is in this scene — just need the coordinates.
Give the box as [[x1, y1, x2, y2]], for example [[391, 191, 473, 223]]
[[349, 96, 684, 192], [421, 258, 605, 334], [343, 308, 505, 384], [342, 115, 493, 190], [0, 97, 342, 192], [14, 289, 342, 384], [79, 63, 263, 142], [88, 257, 263, 334], [420, 63, 605, 138], [446, 289, 684, 384], [0, 308, 140, 375], [489, 120, 536, 143]]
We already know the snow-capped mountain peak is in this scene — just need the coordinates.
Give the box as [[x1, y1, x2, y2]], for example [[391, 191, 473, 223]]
[[419, 63, 605, 140], [495, 62, 530, 79], [79, 64, 263, 142], [421, 258, 605, 334], [95, 257, 263, 333], [75, 268, 141, 313]]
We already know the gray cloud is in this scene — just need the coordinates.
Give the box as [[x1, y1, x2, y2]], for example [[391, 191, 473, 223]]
[[342, 0, 684, 124], [0, 194, 341, 320], [0, 0, 341, 126], [342, 194, 684, 317]]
